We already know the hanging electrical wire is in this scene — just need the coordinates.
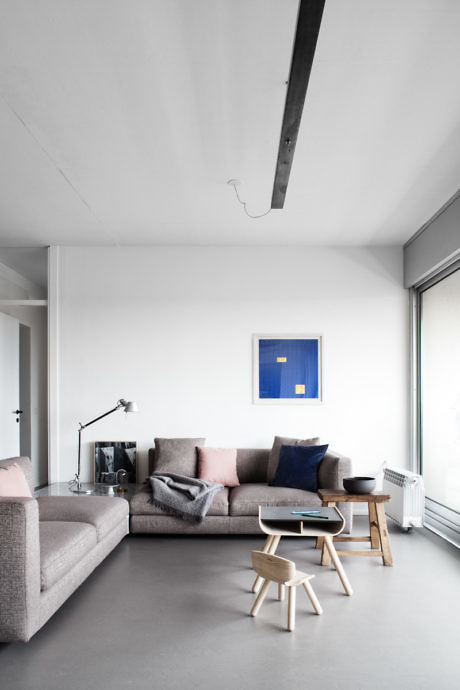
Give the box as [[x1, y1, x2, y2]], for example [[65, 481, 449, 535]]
[[227, 179, 272, 219]]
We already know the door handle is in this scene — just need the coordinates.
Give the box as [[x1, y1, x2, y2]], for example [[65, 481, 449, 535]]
[[12, 409, 23, 423]]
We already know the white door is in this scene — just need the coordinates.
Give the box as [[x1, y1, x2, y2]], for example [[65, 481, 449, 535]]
[[0, 311, 20, 457]]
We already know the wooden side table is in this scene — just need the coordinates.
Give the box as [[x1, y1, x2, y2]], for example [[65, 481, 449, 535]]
[[317, 489, 393, 566]]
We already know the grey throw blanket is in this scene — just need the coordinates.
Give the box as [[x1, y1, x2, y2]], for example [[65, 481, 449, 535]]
[[149, 472, 224, 523]]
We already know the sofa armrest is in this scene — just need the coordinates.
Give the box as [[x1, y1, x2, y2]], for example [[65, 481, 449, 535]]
[[318, 450, 352, 490], [0, 498, 40, 642], [318, 450, 353, 534]]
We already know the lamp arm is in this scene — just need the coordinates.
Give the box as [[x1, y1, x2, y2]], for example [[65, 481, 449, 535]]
[[79, 400, 125, 431]]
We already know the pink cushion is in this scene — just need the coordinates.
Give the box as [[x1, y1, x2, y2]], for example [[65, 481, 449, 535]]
[[197, 447, 240, 487], [0, 462, 33, 497]]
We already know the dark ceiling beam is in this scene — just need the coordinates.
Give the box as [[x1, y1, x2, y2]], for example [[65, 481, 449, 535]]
[[271, 0, 326, 209]]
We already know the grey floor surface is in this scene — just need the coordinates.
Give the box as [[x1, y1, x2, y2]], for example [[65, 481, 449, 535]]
[[1, 517, 459, 690]]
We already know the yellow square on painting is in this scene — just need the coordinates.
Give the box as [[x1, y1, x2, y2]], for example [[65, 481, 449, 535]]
[[277, 357, 287, 363], [295, 384, 305, 395]]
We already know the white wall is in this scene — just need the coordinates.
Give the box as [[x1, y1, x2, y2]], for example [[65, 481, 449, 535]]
[[54, 246, 408, 483]]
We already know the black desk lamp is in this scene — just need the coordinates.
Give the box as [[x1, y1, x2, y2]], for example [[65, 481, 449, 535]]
[[69, 398, 139, 494]]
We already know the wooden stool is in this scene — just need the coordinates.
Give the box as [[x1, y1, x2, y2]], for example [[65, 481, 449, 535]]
[[317, 489, 393, 566]]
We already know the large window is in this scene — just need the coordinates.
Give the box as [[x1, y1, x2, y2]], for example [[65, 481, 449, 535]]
[[418, 265, 460, 545]]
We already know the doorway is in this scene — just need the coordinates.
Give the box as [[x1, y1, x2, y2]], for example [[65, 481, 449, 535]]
[[0, 311, 20, 457], [0, 247, 48, 488]]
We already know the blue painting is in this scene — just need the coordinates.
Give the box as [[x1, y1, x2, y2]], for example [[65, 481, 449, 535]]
[[254, 336, 321, 403]]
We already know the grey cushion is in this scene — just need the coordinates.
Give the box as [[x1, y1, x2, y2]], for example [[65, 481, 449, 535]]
[[236, 449, 270, 484], [130, 485, 229, 517], [37, 496, 129, 541], [266, 436, 320, 483], [39, 521, 97, 591], [153, 438, 205, 477], [0, 456, 34, 494], [229, 483, 322, 516]]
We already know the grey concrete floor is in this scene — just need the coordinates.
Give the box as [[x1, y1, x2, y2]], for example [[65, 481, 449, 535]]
[[1, 517, 459, 690]]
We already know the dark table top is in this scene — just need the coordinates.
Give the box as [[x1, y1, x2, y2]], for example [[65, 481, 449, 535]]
[[260, 505, 341, 522]]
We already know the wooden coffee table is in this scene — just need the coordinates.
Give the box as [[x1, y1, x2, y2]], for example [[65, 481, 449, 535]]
[[317, 489, 393, 566], [252, 505, 353, 596]]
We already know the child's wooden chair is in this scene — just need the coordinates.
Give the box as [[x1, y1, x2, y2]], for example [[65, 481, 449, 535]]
[[250, 550, 322, 631]]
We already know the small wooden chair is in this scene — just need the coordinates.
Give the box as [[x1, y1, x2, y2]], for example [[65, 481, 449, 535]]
[[250, 551, 323, 631]]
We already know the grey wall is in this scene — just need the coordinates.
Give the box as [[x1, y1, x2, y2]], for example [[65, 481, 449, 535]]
[[404, 193, 460, 287]]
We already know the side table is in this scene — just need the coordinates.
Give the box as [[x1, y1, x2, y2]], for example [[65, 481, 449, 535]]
[[35, 482, 139, 502], [317, 489, 393, 566]]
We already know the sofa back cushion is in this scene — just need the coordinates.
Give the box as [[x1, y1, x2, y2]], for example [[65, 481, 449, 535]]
[[0, 459, 33, 496], [270, 444, 329, 492], [152, 438, 205, 477], [149, 447, 270, 483], [267, 436, 320, 483], [197, 447, 239, 487], [236, 449, 270, 484]]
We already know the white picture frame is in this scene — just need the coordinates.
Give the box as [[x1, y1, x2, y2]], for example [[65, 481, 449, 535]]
[[253, 334, 322, 404]]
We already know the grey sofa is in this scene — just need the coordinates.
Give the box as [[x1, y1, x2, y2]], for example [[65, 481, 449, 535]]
[[130, 447, 353, 534], [0, 456, 129, 642]]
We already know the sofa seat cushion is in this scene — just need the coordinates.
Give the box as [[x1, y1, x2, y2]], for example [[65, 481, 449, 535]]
[[229, 483, 322, 516], [39, 521, 97, 591], [37, 496, 129, 541], [130, 485, 229, 517]]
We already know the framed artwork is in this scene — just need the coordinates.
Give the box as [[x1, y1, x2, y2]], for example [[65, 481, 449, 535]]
[[253, 335, 322, 404], [94, 441, 137, 485]]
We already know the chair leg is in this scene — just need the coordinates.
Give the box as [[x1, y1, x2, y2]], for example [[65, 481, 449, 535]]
[[287, 586, 296, 631], [278, 583, 285, 601], [324, 535, 353, 595], [250, 579, 271, 617], [303, 580, 323, 615], [252, 535, 281, 593]]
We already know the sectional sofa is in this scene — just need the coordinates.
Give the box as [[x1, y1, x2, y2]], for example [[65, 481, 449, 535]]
[[0, 456, 129, 642], [130, 445, 353, 535], [1, 441, 352, 641]]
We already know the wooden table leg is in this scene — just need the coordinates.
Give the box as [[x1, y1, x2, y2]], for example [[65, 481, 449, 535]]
[[252, 536, 271, 593], [269, 534, 281, 554], [252, 535, 281, 592], [321, 539, 331, 566], [323, 535, 353, 595], [375, 502, 393, 566], [263, 535, 275, 553], [318, 500, 335, 565], [368, 500, 380, 549]]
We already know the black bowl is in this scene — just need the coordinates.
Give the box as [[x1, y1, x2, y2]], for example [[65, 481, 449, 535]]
[[343, 476, 376, 494]]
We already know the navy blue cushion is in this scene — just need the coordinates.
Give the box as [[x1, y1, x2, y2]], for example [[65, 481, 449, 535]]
[[269, 444, 329, 492]]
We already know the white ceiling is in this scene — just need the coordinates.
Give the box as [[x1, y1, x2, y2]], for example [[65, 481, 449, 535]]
[[0, 0, 459, 247]]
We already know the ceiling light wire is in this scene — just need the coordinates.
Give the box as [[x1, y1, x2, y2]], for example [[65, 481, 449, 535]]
[[227, 180, 272, 219]]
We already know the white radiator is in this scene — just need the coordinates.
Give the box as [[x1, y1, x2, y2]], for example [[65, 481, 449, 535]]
[[382, 468, 425, 528]]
